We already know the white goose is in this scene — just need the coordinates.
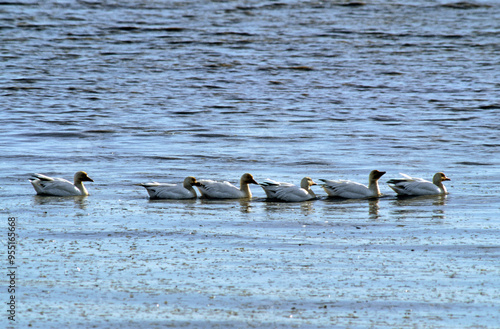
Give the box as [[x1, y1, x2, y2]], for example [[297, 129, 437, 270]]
[[319, 170, 386, 199], [387, 172, 450, 196], [29, 171, 94, 196], [136, 176, 201, 199], [197, 173, 258, 199], [260, 177, 317, 202]]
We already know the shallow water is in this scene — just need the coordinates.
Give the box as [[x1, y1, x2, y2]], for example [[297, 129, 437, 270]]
[[1, 0, 500, 328]]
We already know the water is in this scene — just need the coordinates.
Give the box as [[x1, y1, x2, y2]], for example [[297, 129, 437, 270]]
[[1, 0, 500, 328]]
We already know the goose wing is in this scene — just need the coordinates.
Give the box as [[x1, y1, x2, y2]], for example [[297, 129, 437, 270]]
[[137, 182, 196, 199], [30, 173, 57, 182], [197, 179, 242, 198], [389, 181, 440, 195], [320, 179, 371, 198], [386, 173, 426, 185], [260, 179, 313, 202], [387, 174, 439, 195], [30, 174, 81, 196]]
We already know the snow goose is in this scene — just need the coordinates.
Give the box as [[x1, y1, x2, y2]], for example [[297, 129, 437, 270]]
[[136, 176, 201, 199], [29, 171, 94, 196], [319, 170, 386, 199], [387, 172, 450, 196], [197, 173, 258, 199], [260, 177, 317, 202]]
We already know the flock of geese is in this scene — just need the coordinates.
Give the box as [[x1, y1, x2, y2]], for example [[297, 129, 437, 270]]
[[29, 170, 451, 201]]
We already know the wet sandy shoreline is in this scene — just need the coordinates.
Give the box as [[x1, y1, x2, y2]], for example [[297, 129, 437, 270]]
[[3, 187, 498, 328]]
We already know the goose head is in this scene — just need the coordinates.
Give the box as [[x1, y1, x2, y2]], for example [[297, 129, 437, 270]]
[[74, 171, 94, 183], [369, 170, 386, 182], [300, 177, 317, 190], [241, 173, 258, 185], [184, 176, 201, 188], [433, 172, 450, 185]]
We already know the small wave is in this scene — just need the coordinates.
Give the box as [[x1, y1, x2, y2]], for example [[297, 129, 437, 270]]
[[456, 161, 493, 166], [440, 2, 491, 9], [370, 116, 401, 122], [29, 132, 87, 138], [193, 133, 232, 138], [3, 86, 43, 91], [479, 104, 500, 110], [171, 110, 207, 116], [282, 65, 314, 71], [146, 156, 183, 161], [84, 129, 116, 134], [292, 160, 331, 166], [340, 2, 366, 7]]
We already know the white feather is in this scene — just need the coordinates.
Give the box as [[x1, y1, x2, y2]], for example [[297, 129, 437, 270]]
[[387, 172, 450, 196], [260, 177, 317, 202], [136, 176, 200, 199], [320, 170, 386, 199], [29, 171, 94, 196], [197, 173, 258, 199]]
